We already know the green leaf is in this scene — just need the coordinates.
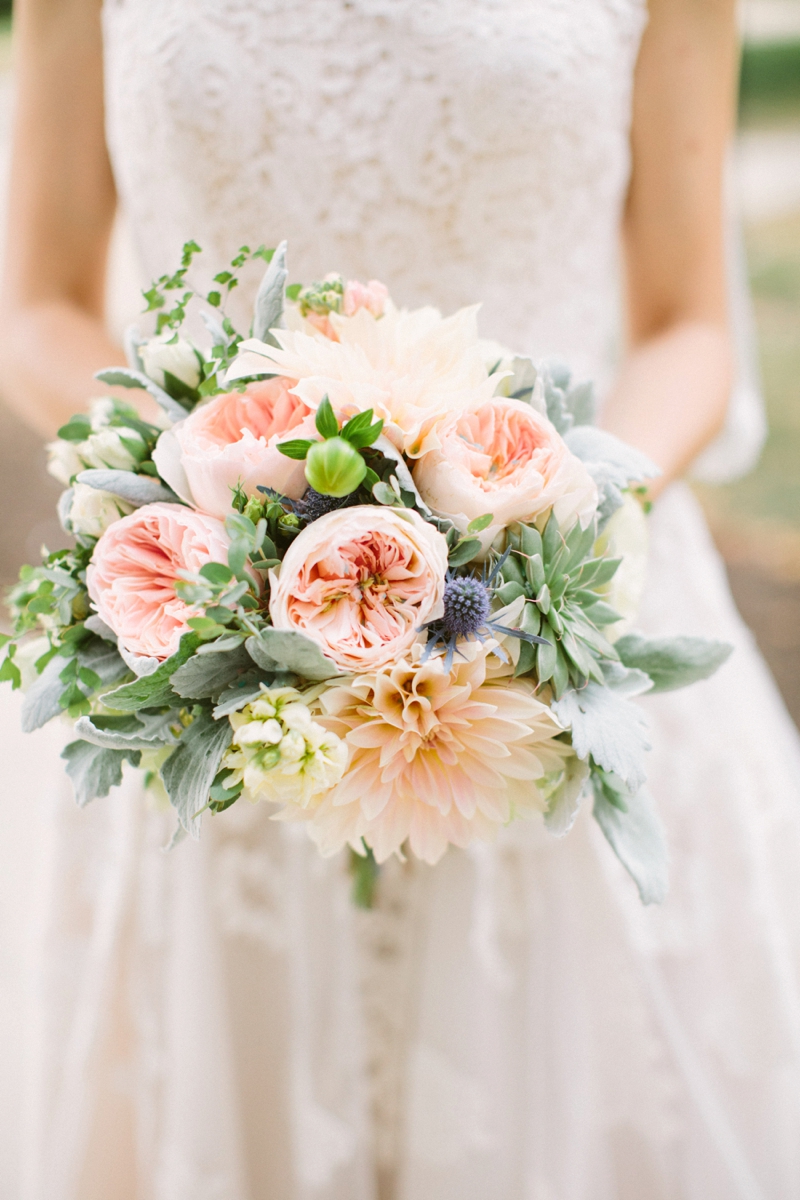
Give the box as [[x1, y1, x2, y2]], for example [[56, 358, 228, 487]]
[[207, 291, 221, 307], [0, 653, 21, 689], [285, 282, 302, 302], [160, 709, 234, 836], [495, 580, 526, 605], [62, 740, 142, 808], [592, 779, 668, 905], [277, 439, 313, 460], [372, 481, 398, 505], [536, 636, 557, 683], [341, 409, 384, 449], [246, 628, 341, 681], [57, 416, 92, 442], [518, 524, 543, 559], [101, 633, 201, 712], [187, 617, 229, 640], [514, 639, 537, 678], [171, 643, 254, 701], [576, 556, 622, 589], [209, 768, 244, 809], [199, 562, 234, 585], [615, 633, 733, 693], [467, 512, 494, 534], [447, 537, 482, 568], [315, 395, 339, 439]]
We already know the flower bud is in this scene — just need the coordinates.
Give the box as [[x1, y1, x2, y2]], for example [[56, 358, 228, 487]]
[[46, 440, 84, 486], [69, 483, 133, 538], [140, 332, 202, 391], [304, 437, 366, 497], [80, 427, 145, 472]]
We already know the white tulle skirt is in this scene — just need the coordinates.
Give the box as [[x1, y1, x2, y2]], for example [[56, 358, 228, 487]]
[[3, 482, 800, 1200]]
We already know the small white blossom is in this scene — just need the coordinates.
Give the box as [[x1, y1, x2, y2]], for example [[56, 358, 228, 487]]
[[140, 332, 202, 390], [46, 439, 84, 486], [69, 483, 133, 538], [224, 686, 347, 808]]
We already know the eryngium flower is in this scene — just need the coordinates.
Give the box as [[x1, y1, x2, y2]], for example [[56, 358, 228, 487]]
[[281, 642, 574, 864], [224, 687, 347, 807]]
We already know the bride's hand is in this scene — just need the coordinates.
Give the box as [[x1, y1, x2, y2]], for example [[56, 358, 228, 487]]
[[0, 0, 139, 438], [601, 0, 738, 499]]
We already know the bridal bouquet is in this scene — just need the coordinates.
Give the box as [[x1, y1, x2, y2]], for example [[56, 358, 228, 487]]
[[1, 242, 731, 904]]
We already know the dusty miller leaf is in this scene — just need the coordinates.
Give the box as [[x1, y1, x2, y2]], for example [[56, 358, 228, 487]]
[[246, 629, 341, 681], [61, 740, 142, 807], [102, 634, 201, 712], [77, 469, 179, 507], [615, 633, 733, 693], [160, 708, 233, 837], [95, 367, 188, 424], [252, 240, 288, 344], [592, 780, 668, 905], [551, 663, 653, 790], [171, 643, 255, 700], [74, 711, 179, 751]]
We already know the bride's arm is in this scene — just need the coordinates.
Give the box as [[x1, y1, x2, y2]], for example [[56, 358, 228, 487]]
[[601, 0, 739, 496], [0, 0, 127, 438]]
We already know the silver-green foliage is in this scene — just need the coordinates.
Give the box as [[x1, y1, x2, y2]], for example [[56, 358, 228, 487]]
[[496, 511, 622, 697]]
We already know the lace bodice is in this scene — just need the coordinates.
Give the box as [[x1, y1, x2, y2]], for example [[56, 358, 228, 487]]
[[103, 0, 647, 388]]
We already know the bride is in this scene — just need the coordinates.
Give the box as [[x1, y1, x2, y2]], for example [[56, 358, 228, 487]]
[[3, 0, 800, 1197]]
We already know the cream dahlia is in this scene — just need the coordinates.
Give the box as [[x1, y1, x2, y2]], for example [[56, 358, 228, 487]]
[[225, 303, 497, 456], [285, 642, 574, 864]]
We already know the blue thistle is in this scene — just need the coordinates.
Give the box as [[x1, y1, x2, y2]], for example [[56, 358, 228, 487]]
[[441, 576, 491, 636], [423, 550, 548, 671]]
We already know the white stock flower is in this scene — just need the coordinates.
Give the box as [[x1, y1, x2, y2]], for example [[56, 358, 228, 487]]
[[224, 687, 348, 808], [140, 332, 202, 390], [68, 482, 133, 538]]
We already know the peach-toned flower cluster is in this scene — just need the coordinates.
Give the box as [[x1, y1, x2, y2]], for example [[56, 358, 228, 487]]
[[16, 244, 738, 910], [276, 642, 573, 864]]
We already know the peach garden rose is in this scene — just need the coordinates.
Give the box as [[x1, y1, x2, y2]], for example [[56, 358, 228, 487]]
[[412, 397, 598, 551], [86, 502, 231, 660], [268, 506, 448, 672], [153, 378, 317, 519]]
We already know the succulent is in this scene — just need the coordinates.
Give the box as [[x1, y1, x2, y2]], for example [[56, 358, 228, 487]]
[[495, 511, 622, 697]]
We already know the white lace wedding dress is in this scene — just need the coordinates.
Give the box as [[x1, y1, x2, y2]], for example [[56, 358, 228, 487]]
[[4, 1, 800, 1197]]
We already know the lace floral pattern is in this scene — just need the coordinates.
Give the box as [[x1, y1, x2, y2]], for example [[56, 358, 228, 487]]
[[103, 0, 646, 381]]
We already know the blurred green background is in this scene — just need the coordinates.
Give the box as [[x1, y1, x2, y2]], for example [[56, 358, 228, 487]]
[[0, 2, 797, 720]]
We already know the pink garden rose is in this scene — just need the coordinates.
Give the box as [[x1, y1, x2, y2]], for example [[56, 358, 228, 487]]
[[269, 506, 448, 672], [86, 502, 231, 660], [153, 378, 316, 519], [412, 397, 598, 550]]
